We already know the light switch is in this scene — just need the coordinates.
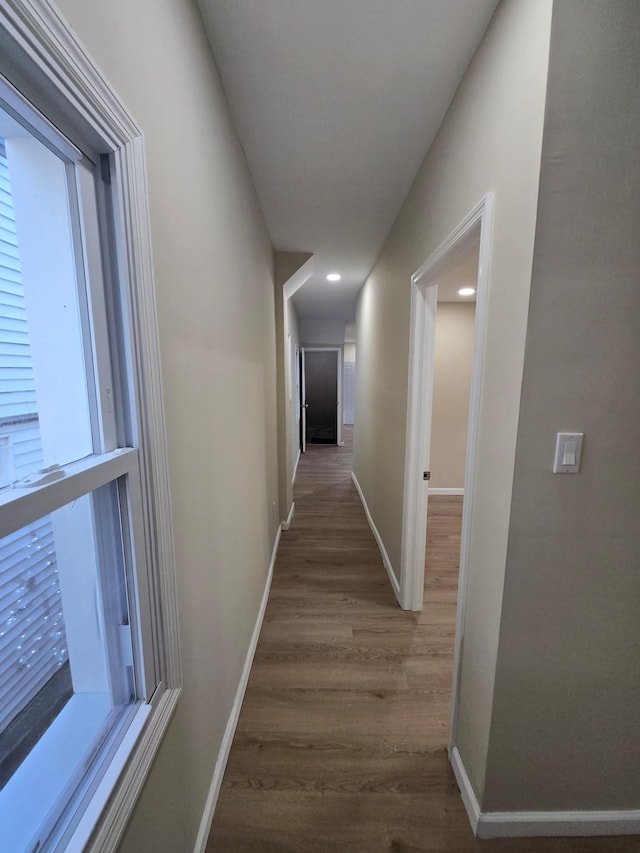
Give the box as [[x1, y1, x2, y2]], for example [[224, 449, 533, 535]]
[[553, 432, 583, 473], [562, 441, 577, 466]]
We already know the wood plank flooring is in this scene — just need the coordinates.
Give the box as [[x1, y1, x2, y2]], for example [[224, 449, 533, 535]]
[[207, 431, 638, 852]]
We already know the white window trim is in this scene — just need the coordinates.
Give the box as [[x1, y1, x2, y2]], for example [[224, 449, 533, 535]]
[[0, 1, 181, 850]]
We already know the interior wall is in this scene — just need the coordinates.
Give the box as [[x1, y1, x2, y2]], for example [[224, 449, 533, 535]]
[[353, 0, 552, 800], [52, 1, 279, 850], [343, 344, 356, 428], [430, 302, 475, 489], [300, 316, 346, 346], [485, 0, 640, 812]]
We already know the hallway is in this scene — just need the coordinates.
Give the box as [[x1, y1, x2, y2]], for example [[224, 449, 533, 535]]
[[207, 434, 635, 853]]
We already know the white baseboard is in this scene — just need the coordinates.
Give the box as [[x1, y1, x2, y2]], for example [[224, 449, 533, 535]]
[[193, 526, 280, 853], [281, 501, 295, 531], [450, 745, 640, 839], [450, 746, 480, 835], [429, 487, 464, 496], [351, 471, 401, 604], [479, 809, 640, 839], [292, 449, 301, 485]]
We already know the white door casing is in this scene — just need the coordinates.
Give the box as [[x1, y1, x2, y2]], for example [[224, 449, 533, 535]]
[[301, 346, 343, 447], [301, 348, 306, 453], [399, 193, 493, 756]]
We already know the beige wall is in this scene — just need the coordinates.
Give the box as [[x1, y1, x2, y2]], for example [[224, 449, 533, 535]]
[[354, 0, 552, 799], [484, 0, 640, 812], [431, 302, 475, 489], [53, 0, 278, 850], [344, 342, 356, 363]]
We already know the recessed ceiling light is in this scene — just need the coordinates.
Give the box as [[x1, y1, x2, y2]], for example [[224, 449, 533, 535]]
[[458, 287, 476, 296], [326, 273, 341, 282]]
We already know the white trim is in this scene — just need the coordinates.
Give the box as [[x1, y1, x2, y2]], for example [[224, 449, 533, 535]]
[[448, 195, 493, 752], [428, 488, 464, 496], [351, 471, 401, 603], [450, 746, 480, 836], [193, 527, 280, 853], [301, 346, 343, 447], [88, 687, 180, 852], [292, 449, 301, 485], [282, 256, 313, 300], [114, 133, 181, 688], [400, 279, 437, 611], [281, 501, 295, 531], [0, 0, 180, 682], [0, 2, 181, 850], [65, 703, 152, 853], [478, 810, 640, 839], [400, 193, 493, 613], [397, 194, 494, 763], [450, 746, 640, 840], [0, 448, 137, 538]]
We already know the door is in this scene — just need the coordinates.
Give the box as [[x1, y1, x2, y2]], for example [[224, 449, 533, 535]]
[[303, 349, 339, 444]]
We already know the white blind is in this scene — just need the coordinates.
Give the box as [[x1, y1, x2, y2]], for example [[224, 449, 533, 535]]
[[0, 138, 69, 732]]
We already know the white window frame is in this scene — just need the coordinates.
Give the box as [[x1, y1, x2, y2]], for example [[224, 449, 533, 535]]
[[0, 1, 181, 851]]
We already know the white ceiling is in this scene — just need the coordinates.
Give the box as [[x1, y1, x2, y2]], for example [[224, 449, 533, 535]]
[[197, 0, 499, 322]]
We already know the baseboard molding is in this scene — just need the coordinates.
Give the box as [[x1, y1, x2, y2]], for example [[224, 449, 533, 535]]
[[450, 746, 480, 835], [350, 471, 401, 604], [193, 526, 280, 853], [450, 746, 640, 839], [281, 501, 295, 531], [478, 809, 640, 839], [292, 449, 301, 485], [429, 487, 464, 496]]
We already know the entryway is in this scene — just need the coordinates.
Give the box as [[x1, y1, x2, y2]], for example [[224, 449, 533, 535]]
[[300, 346, 343, 449]]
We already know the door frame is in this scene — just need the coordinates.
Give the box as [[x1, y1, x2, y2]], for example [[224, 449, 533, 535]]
[[399, 193, 493, 747], [300, 348, 306, 453], [301, 346, 343, 447]]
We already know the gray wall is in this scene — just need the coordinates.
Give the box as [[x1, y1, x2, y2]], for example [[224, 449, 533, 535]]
[[354, 0, 552, 798], [484, 0, 640, 811], [300, 316, 346, 346], [53, 0, 279, 850]]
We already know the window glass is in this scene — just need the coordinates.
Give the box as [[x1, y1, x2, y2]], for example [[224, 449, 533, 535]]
[[0, 482, 135, 852], [0, 82, 153, 851], [0, 116, 95, 483]]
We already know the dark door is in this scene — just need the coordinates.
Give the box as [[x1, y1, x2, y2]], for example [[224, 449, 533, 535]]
[[304, 350, 338, 444]]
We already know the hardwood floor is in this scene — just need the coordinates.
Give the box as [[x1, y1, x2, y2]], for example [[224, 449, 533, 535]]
[[207, 432, 638, 852]]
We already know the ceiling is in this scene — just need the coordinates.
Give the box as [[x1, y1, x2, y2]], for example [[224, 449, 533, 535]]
[[197, 0, 499, 322], [437, 242, 479, 303]]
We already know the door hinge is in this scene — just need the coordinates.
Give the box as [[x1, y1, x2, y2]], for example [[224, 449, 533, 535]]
[[423, 471, 431, 481]]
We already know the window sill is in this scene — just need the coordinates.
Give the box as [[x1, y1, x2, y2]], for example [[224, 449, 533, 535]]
[[0, 694, 150, 852]]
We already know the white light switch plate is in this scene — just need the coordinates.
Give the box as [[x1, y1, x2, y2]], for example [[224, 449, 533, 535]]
[[553, 432, 583, 473]]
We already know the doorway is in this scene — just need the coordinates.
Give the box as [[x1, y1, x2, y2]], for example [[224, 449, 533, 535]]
[[301, 347, 343, 449], [399, 194, 493, 753]]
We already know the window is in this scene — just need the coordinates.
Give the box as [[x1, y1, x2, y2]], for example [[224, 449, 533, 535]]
[[0, 3, 180, 852]]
